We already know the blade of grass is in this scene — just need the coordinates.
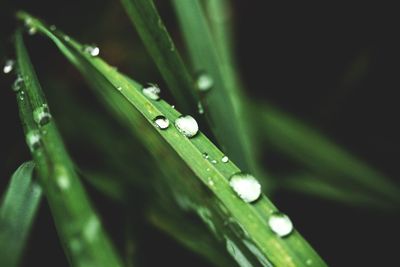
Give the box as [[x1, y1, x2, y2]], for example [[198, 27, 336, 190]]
[[119, 0, 198, 114], [18, 13, 327, 266], [256, 104, 400, 207], [0, 161, 42, 267], [14, 28, 124, 267], [120, 0, 262, 180]]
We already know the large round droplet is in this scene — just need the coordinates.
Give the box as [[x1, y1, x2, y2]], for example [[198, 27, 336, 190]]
[[33, 104, 52, 126], [196, 73, 214, 91], [221, 156, 229, 163], [3, 59, 15, 74], [174, 115, 199, 138], [25, 130, 41, 152], [142, 84, 160, 100], [268, 212, 293, 237], [229, 172, 261, 203], [153, 116, 169, 129]]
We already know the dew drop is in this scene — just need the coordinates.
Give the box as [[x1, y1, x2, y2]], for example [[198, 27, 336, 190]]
[[116, 86, 122, 91], [25, 130, 41, 152], [3, 59, 15, 74], [197, 101, 204, 114], [171, 105, 175, 109], [12, 75, 24, 92], [50, 25, 57, 31], [142, 84, 160, 100], [153, 115, 169, 130], [306, 259, 313, 266], [211, 159, 217, 164], [196, 72, 214, 91], [28, 27, 37, 35], [229, 172, 261, 203], [268, 212, 293, 237], [84, 215, 100, 242], [56, 175, 70, 190], [207, 177, 214, 186], [221, 156, 229, 163], [84, 45, 100, 57], [202, 153, 209, 159], [33, 104, 52, 126], [174, 115, 199, 138], [64, 35, 71, 42]]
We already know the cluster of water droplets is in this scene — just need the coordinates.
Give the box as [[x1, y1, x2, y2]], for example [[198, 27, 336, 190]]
[[24, 18, 37, 35]]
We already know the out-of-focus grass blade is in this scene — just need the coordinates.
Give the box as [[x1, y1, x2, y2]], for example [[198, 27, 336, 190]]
[[147, 207, 235, 267], [281, 173, 398, 211], [0, 161, 42, 267], [119, 0, 198, 115], [14, 29, 124, 267], [257, 104, 400, 207], [18, 13, 327, 266]]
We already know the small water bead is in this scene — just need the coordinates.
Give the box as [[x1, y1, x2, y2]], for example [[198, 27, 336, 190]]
[[196, 73, 214, 91], [12, 76, 24, 92], [84, 45, 100, 57], [229, 172, 261, 203], [153, 116, 169, 130], [211, 159, 217, 164], [171, 105, 175, 109], [142, 84, 160, 100], [33, 104, 52, 126], [3, 59, 15, 74], [306, 259, 313, 266], [25, 130, 41, 152], [56, 175, 70, 190], [50, 25, 57, 31], [221, 156, 229, 163], [174, 115, 199, 138], [202, 153, 209, 159], [116, 86, 122, 91], [64, 35, 71, 42], [197, 101, 204, 114], [28, 27, 37, 35], [268, 212, 293, 237]]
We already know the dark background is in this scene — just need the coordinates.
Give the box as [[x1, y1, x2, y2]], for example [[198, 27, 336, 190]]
[[0, 1, 398, 266]]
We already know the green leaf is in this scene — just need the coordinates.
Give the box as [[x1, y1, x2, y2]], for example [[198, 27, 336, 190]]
[[14, 28, 124, 267], [0, 161, 42, 267], [17, 12, 327, 266]]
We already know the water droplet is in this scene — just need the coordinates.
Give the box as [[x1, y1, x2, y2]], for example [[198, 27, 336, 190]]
[[142, 84, 160, 100], [207, 177, 214, 186], [26, 130, 41, 152], [50, 25, 57, 31], [202, 153, 209, 159], [153, 116, 169, 129], [12, 76, 24, 92], [84, 215, 100, 242], [306, 259, 313, 265], [221, 156, 229, 163], [268, 212, 293, 237], [3, 59, 15, 74], [56, 175, 70, 190], [196, 73, 213, 91], [24, 18, 33, 26], [84, 45, 100, 57], [33, 104, 52, 126], [116, 86, 122, 91], [197, 101, 204, 114], [211, 159, 217, 164], [28, 27, 37, 35], [171, 105, 175, 109], [174, 115, 199, 138], [229, 172, 261, 203], [64, 35, 71, 42]]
